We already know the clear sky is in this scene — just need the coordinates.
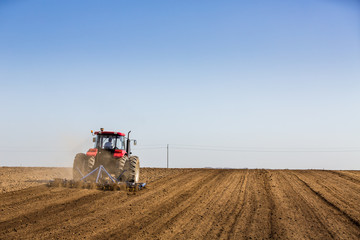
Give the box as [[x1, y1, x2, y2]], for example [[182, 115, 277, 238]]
[[0, 0, 359, 169]]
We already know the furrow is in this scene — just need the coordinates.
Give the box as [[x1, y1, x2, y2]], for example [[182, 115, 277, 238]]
[[294, 173, 360, 228]]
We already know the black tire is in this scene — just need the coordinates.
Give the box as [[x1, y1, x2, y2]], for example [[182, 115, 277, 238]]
[[73, 153, 94, 180], [115, 156, 127, 179], [123, 156, 140, 183]]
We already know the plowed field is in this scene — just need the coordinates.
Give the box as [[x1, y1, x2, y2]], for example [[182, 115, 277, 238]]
[[0, 167, 359, 239]]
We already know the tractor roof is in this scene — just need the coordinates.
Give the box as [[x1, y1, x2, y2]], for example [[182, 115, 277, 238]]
[[94, 131, 125, 136]]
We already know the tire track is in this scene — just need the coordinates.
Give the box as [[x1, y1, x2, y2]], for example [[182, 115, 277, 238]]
[[0, 187, 91, 220], [327, 170, 360, 184], [0, 169, 203, 239], [293, 173, 360, 228], [0, 185, 63, 207], [93, 170, 221, 239], [133, 170, 230, 239], [225, 170, 249, 239], [203, 170, 247, 239], [263, 170, 276, 239], [0, 190, 106, 237], [319, 170, 360, 196], [296, 171, 360, 224], [279, 171, 335, 239], [169, 170, 247, 239], [238, 170, 274, 240], [34, 169, 209, 239]]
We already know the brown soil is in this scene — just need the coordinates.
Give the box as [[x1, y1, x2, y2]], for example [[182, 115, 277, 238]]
[[0, 168, 359, 239], [0, 167, 72, 193]]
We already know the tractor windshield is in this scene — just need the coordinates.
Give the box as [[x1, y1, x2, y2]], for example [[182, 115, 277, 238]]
[[95, 135, 125, 150]]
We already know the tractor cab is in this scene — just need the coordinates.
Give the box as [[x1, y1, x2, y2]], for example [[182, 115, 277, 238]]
[[86, 130, 128, 158], [94, 134, 125, 151]]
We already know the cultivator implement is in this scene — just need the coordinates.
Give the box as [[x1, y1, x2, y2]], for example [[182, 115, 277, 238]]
[[48, 165, 146, 192]]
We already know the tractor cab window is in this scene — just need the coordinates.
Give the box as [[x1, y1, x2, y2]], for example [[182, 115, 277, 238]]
[[115, 137, 125, 150], [101, 136, 114, 150], [96, 135, 125, 150]]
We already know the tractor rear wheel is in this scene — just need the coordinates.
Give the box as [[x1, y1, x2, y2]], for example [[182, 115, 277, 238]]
[[73, 153, 94, 181], [115, 156, 127, 179], [123, 156, 140, 183]]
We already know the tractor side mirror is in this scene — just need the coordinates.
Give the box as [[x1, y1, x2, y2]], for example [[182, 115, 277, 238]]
[[134, 140, 137, 145], [93, 137, 96, 143]]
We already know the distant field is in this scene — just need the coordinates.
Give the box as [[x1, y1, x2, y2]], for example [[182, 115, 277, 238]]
[[0, 167, 359, 239]]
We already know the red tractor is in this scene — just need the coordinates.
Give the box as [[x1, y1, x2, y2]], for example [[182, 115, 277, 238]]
[[73, 128, 140, 183]]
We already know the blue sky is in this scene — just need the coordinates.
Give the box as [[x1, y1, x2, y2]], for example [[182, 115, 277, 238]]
[[0, 0, 359, 169]]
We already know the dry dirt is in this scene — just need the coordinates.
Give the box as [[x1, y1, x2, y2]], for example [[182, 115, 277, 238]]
[[0, 167, 359, 240]]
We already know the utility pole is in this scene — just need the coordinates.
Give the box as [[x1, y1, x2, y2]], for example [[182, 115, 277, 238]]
[[167, 144, 169, 168]]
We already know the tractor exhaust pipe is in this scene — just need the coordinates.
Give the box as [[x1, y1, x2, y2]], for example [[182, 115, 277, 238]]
[[126, 131, 131, 156]]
